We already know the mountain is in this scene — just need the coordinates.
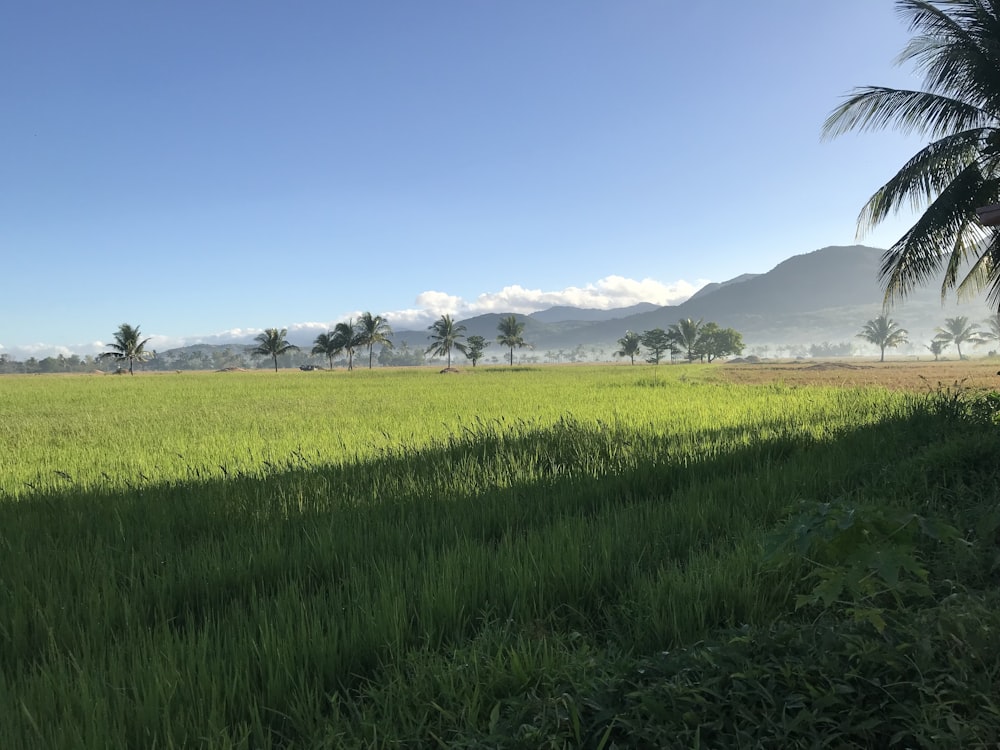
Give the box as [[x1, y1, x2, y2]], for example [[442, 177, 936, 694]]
[[674, 245, 883, 317], [560, 245, 994, 353], [686, 273, 760, 302], [152, 244, 998, 365], [529, 302, 660, 323]]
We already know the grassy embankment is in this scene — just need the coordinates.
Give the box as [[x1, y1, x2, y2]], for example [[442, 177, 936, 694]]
[[1, 365, 997, 748]]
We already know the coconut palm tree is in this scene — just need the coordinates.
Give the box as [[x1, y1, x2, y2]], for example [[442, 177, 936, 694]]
[[496, 315, 528, 366], [249, 328, 299, 372], [856, 314, 909, 362], [100, 323, 153, 375], [934, 315, 984, 359], [356, 312, 393, 370], [615, 331, 642, 365], [332, 320, 362, 371], [823, 0, 1000, 308], [311, 331, 343, 369], [426, 314, 467, 368], [667, 318, 704, 362]]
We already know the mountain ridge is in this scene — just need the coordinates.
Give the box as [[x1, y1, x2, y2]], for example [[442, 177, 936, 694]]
[[153, 244, 997, 363]]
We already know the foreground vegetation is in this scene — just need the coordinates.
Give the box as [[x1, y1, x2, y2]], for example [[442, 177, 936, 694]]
[[1, 366, 998, 748]]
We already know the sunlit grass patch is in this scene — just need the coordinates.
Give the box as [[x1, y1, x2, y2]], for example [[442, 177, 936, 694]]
[[2, 366, 995, 747]]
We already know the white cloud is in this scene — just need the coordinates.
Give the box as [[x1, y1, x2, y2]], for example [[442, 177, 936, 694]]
[[383, 275, 709, 328]]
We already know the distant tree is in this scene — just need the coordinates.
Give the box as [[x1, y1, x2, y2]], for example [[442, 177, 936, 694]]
[[311, 331, 343, 369], [39, 356, 62, 373], [496, 315, 528, 366], [426, 314, 468, 368], [934, 316, 984, 359], [926, 339, 947, 361], [856, 314, 909, 362], [332, 320, 362, 371], [667, 318, 704, 362], [356, 312, 393, 370], [249, 328, 299, 372], [809, 341, 854, 358], [640, 328, 676, 365], [465, 335, 489, 366], [696, 322, 745, 362], [100, 323, 154, 375], [379, 340, 426, 367], [615, 331, 642, 365]]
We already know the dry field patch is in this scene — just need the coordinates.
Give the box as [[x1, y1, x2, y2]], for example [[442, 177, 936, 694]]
[[714, 358, 1000, 390]]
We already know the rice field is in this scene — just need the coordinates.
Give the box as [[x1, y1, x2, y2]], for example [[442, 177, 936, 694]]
[[0, 364, 996, 748]]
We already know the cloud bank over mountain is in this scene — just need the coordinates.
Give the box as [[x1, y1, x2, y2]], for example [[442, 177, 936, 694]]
[[386, 275, 706, 328], [3, 275, 708, 360]]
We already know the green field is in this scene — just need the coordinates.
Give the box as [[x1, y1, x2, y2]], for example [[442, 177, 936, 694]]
[[1, 367, 998, 748]]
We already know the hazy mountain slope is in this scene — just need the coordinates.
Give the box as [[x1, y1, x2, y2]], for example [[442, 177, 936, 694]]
[[686, 273, 760, 302], [677, 246, 883, 317], [154, 244, 997, 363], [529, 302, 660, 323], [538, 245, 994, 351]]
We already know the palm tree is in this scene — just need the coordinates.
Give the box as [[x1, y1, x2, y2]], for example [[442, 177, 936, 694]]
[[934, 315, 984, 359], [356, 312, 393, 370], [311, 331, 343, 370], [614, 331, 642, 365], [249, 328, 299, 372], [426, 315, 468, 368], [823, 0, 1000, 307], [856, 314, 909, 362], [496, 315, 528, 366], [667, 318, 704, 362], [100, 323, 153, 375], [332, 320, 361, 371]]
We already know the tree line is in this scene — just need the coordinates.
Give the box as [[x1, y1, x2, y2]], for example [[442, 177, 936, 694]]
[[81, 314, 534, 375], [613, 319, 745, 365], [246, 312, 531, 373], [35, 311, 1000, 376], [857, 313, 1000, 362]]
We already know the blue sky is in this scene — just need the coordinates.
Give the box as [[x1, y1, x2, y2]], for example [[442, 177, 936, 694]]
[[3, 1, 932, 358]]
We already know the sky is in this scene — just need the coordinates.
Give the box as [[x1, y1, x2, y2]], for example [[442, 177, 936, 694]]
[[2, 1, 934, 359]]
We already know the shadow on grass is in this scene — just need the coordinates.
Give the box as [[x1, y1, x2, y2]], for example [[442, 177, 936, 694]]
[[2, 400, 995, 747]]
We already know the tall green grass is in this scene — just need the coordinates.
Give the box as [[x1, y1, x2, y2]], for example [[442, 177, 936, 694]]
[[2, 366, 976, 748]]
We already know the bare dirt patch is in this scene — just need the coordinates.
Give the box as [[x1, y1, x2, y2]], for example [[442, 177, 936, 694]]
[[715, 359, 1000, 391]]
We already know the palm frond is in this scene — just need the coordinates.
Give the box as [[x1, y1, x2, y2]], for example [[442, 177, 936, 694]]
[[879, 160, 990, 302], [958, 230, 1000, 304], [856, 129, 986, 229], [822, 88, 988, 140]]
